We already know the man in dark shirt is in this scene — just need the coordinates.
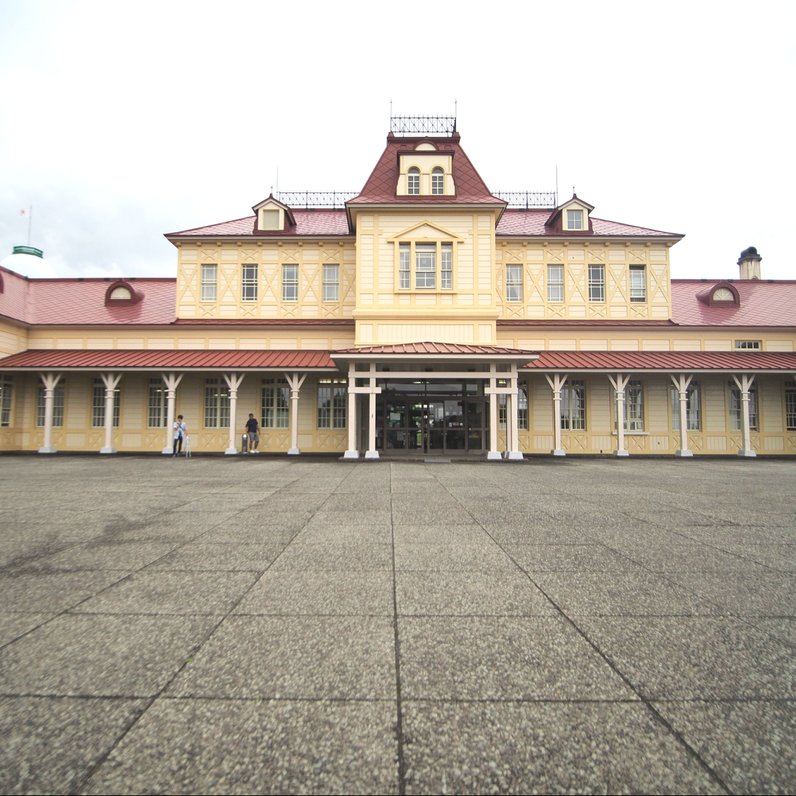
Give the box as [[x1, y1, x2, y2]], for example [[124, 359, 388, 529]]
[[245, 413, 260, 454]]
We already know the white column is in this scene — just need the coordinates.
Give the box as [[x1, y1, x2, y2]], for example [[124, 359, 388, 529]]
[[487, 364, 501, 460], [223, 372, 245, 454], [99, 373, 122, 454], [732, 373, 757, 457], [161, 372, 183, 454], [670, 373, 694, 457], [365, 364, 380, 459], [38, 372, 62, 454], [285, 372, 306, 455], [506, 365, 523, 460], [344, 363, 359, 459], [545, 373, 568, 456], [608, 373, 630, 457]]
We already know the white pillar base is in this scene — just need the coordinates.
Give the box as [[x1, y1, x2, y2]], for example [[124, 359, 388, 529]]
[[675, 450, 694, 458], [506, 451, 524, 461], [364, 450, 380, 460], [288, 447, 300, 455], [162, 446, 173, 455], [552, 449, 566, 457], [99, 447, 117, 455], [224, 447, 238, 455], [343, 450, 360, 459], [487, 451, 502, 461], [38, 446, 57, 454], [738, 449, 757, 458], [615, 450, 630, 457]]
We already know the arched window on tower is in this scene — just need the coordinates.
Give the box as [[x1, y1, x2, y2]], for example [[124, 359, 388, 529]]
[[407, 167, 420, 195], [431, 167, 444, 195]]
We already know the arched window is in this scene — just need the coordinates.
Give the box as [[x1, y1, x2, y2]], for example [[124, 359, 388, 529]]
[[407, 167, 420, 195], [431, 167, 444, 195]]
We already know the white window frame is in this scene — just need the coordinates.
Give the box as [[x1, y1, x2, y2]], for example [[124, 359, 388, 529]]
[[282, 264, 299, 302], [262, 378, 289, 428], [547, 264, 564, 303], [734, 340, 762, 351], [671, 381, 701, 431], [317, 379, 347, 429], [0, 374, 12, 427], [588, 264, 605, 303], [36, 381, 65, 427], [431, 167, 444, 195], [785, 381, 796, 431], [407, 167, 420, 195], [629, 265, 647, 303], [91, 378, 120, 428], [506, 264, 523, 302], [566, 209, 584, 230], [623, 380, 644, 432], [561, 380, 586, 431], [241, 264, 258, 302], [147, 378, 168, 428], [201, 264, 217, 302], [397, 242, 454, 292], [730, 383, 758, 431], [322, 264, 339, 302], [204, 378, 230, 428]]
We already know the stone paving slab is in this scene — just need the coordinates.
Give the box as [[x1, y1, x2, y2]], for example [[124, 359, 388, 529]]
[[0, 455, 794, 794]]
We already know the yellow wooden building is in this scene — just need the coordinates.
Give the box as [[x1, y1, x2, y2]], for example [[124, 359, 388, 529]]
[[1, 117, 795, 458]]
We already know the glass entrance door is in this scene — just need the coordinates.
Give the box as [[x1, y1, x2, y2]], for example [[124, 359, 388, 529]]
[[377, 382, 486, 454]]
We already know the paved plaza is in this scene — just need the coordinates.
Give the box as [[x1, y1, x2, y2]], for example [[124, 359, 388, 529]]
[[0, 454, 794, 794]]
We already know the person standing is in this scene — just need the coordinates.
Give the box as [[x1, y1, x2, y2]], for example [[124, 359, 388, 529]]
[[172, 414, 187, 456], [245, 413, 260, 454]]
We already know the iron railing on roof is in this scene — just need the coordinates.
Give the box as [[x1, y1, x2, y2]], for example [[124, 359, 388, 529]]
[[390, 115, 457, 136], [494, 191, 558, 209], [275, 191, 358, 208]]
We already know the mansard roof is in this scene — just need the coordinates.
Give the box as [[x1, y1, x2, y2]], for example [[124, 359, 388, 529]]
[[496, 210, 681, 238], [166, 210, 351, 239], [347, 133, 505, 206]]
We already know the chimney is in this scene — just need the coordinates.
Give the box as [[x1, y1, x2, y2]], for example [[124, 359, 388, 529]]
[[738, 246, 762, 280]]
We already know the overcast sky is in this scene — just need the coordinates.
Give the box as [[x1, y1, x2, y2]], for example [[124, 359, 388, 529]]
[[1, 0, 793, 282]]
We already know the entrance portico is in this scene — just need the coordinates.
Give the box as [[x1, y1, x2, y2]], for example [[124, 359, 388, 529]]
[[331, 343, 537, 460]]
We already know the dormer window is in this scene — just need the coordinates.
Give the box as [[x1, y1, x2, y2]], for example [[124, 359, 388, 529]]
[[407, 167, 420, 195], [252, 196, 295, 233], [431, 167, 444, 195], [713, 287, 735, 302], [698, 282, 741, 307], [104, 280, 141, 306], [566, 209, 584, 230]]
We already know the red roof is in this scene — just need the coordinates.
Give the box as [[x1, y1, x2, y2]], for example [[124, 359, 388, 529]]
[[671, 280, 796, 327], [347, 134, 504, 206], [167, 210, 351, 238], [0, 349, 337, 370], [497, 209, 682, 238], [332, 342, 534, 356], [525, 350, 796, 371]]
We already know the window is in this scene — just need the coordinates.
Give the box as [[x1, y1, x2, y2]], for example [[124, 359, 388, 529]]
[[398, 242, 454, 291], [322, 264, 339, 302], [629, 265, 646, 302], [0, 374, 12, 427], [431, 167, 444, 195], [506, 264, 523, 302], [561, 380, 586, 430], [441, 245, 452, 289], [282, 264, 298, 301], [735, 340, 762, 351], [498, 383, 529, 430], [712, 287, 735, 302], [399, 245, 411, 289], [547, 264, 564, 303], [201, 264, 217, 301], [588, 264, 605, 302], [92, 378, 120, 428], [36, 381, 65, 427], [407, 167, 420, 195], [786, 381, 796, 431], [147, 379, 168, 427], [566, 209, 583, 230], [415, 244, 436, 289], [623, 380, 644, 432], [317, 379, 346, 429], [262, 378, 289, 428], [730, 383, 758, 431], [671, 381, 701, 431], [204, 378, 230, 428], [261, 208, 280, 230], [241, 264, 258, 302], [109, 286, 132, 300]]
